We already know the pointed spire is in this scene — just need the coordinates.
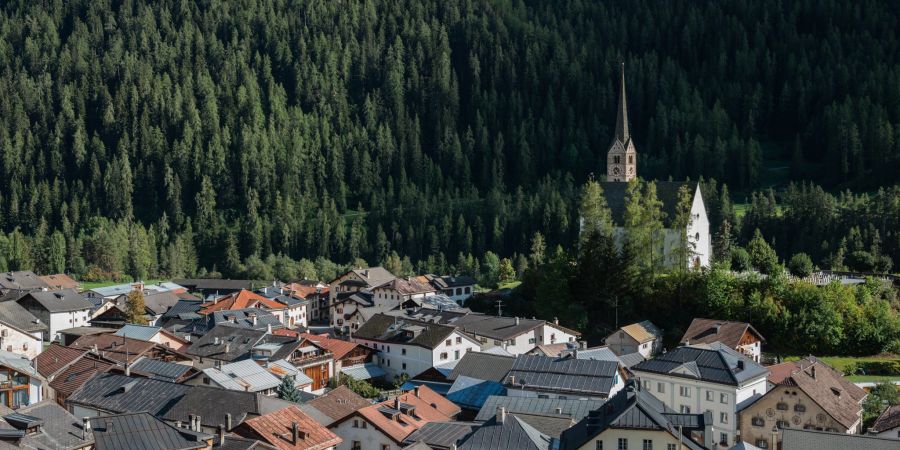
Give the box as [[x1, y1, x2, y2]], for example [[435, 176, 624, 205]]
[[615, 62, 629, 143]]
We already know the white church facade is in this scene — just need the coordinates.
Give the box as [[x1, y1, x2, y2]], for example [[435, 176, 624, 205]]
[[601, 64, 712, 269]]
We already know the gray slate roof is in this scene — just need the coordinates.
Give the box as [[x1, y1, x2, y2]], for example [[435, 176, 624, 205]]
[[184, 325, 267, 362], [560, 385, 706, 450], [475, 396, 606, 423], [130, 357, 194, 382], [92, 412, 207, 450], [780, 428, 899, 450], [403, 422, 478, 449], [114, 324, 162, 341], [0, 300, 46, 332], [19, 288, 93, 312], [458, 415, 553, 450], [67, 373, 190, 415], [600, 181, 698, 227], [0, 400, 94, 450], [448, 352, 515, 382], [353, 314, 457, 350], [632, 344, 768, 386], [507, 355, 619, 397], [161, 386, 297, 431], [0, 271, 50, 290]]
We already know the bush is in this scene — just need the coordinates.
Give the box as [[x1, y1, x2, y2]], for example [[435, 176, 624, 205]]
[[788, 253, 814, 277], [730, 247, 751, 271]]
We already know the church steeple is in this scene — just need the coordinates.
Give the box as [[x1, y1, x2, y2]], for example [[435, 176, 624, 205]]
[[607, 62, 637, 182], [615, 62, 629, 143]]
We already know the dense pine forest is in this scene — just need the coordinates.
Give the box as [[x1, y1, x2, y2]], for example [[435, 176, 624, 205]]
[[0, 0, 898, 280]]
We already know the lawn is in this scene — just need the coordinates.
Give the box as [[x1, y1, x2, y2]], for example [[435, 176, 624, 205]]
[[496, 280, 522, 290], [781, 355, 899, 377], [844, 374, 900, 383]]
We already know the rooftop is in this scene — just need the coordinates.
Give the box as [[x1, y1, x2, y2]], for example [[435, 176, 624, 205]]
[[680, 317, 766, 348], [298, 386, 371, 426], [632, 343, 768, 386], [780, 428, 898, 450], [237, 406, 342, 450], [67, 372, 190, 415], [506, 354, 620, 397], [0, 300, 46, 333], [18, 288, 93, 313], [91, 411, 207, 450]]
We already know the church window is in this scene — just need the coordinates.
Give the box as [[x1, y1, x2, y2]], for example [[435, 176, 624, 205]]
[[629, 155, 633, 164], [614, 155, 621, 164]]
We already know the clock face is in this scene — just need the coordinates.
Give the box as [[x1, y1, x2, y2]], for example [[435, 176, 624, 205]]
[[613, 166, 620, 175], [766, 408, 775, 418]]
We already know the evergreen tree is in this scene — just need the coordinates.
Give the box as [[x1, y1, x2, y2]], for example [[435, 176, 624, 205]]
[[277, 376, 302, 403]]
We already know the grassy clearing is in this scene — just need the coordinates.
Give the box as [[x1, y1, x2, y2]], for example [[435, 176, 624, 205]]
[[497, 280, 522, 290], [782, 355, 899, 375], [844, 375, 900, 383]]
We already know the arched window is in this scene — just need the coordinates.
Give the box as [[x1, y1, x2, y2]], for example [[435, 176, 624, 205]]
[[614, 155, 621, 164]]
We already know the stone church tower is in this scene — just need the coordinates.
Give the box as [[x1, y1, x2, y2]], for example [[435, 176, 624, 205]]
[[607, 63, 636, 182]]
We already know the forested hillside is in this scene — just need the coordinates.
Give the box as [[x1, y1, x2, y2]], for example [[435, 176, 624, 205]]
[[0, 0, 898, 278]]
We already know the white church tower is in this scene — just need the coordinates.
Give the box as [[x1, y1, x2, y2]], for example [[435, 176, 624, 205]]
[[607, 63, 637, 182]]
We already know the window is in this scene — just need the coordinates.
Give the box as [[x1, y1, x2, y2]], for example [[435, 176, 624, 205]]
[[440, 352, 448, 360], [720, 393, 728, 404], [777, 420, 789, 429], [679, 386, 691, 397], [401, 348, 406, 355], [402, 363, 406, 370], [679, 405, 691, 413], [454, 350, 460, 359], [706, 390, 714, 401], [445, 339, 451, 346], [362, 422, 367, 429], [538, 394, 550, 399], [642, 439, 653, 450], [352, 419, 359, 428], [465, 287, 471, 294], [719, 433, 728, 446], [614, 155, 621, 164], [794, 404, 806, 413], [751, 416, 765, 427], [720, 412, 728, 424], [617, 438, 628, 450], [351, 441, 361, 450], [494, 340, 502, 346], [456, 337, 461, 344], [657, 383, 665, 394], [755, 439, 768, 449], [596, 441, 603, 450], [642, 380, 650, 390], [667, 445, 677, 450], [528, 338, 536, 344], [382, 445, 390, 450], [776, 402, 789, 411]]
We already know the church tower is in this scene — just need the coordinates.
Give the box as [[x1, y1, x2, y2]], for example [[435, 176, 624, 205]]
[[607, 63, 636, 182]]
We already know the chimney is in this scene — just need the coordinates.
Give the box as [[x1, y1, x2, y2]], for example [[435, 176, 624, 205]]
[[225, 413, 232, 430], [291, 422, 299, 445], [555, 407, 563, 414], [515, 317, 520, 325], [810, 365, 816, 379], [195, 415, 202, 431], [553, 317, 559, 325], [188, 415, 195, 430], [266, 324, 272, 334], [508, 375, 515, 385], [496, 406, 507, 424], [213, 337, 220, 345], [82, 417, 90, 441], [224, 343, 231, 354], [125, 364, 130, 377], [218, 424, 225, 446], [250, 314, 258, 326], [414, 386, 420, 398], [580, 340, 588, 349], [394, 397, 401, 410]]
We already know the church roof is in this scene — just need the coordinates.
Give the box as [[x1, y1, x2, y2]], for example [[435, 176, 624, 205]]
[[614, 63, 630, 144], [599, 181, 697, 228]]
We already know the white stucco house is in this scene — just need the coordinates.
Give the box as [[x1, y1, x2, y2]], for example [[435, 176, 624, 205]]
[[16, 289, 93, 342]]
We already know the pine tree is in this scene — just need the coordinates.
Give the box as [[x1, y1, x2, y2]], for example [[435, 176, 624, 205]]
[[277, 376, 302, 403]]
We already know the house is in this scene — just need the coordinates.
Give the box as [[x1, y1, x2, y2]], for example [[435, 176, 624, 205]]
[[70, 333, 193, 366], [34, 343, 115, 406], [329, 267, 396, 324], [0, 350, 43, 408], [126, 356, 200, 383], [199, 290, 292, 325], [504, 354, 625, 400], [457, 407, 554, 450], [604, 320, 663, 358], [352, 313, 481, 381], [0, 300, 46, 358], [16, 289, 93, 341], [597, 65, 712, 269], [0, 400, 95, 449], [38, 273, 81, 290], [84, 282, 146, 300], [66, 372, 191, 417], [55, 326, 113, 346], [869, 404, 900, 439], [681, 318, 767, 363], [162, 385, 299, 434], [556, 344, 646, 372], [297, 386, 372, 427], [114, 324, 191, 350], [141, 291, 182, 325], [475, 395, 606, 425], [332, 290, 397, 333], [185, 326, 270, 369], [178, 308, 283, 336], [737, 357, 867, 448], [329, 386, 458, 450], [781, 428, 898, 450], [235, 405, 343, 450], [428, 275, 477, 305], [91, 411, 212, 450], [0, 270, 51, 297], [258, 286, 309, 328], [280, 281, 329, 324], [560, 381, 713, 450], [631, 343, 770, 447], [372, 277, 437, 305], [193, 359, 309, 395], [298, 332, 376, 375], [392, 307, 581, 355]]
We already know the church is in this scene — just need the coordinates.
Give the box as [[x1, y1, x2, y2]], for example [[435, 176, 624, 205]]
[[600, 64, 712, 269]]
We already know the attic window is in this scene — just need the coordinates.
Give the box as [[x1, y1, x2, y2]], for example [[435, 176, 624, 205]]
[[830, 388, 841, 396]]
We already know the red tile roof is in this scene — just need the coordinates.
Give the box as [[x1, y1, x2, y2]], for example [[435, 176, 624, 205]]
[[38, 273, 80, 290], [69, 334, 156, 364], [870, 404, 900, 434], [281, 283, 329, 299], [299, 333, 363, 361], [680, 317, 765, 348], [199, 289, 285, 314], [765, 357, 867, 429], [351, 385, 457, 443], [302, 386, 370, 422], [238, 406, 342, 450], [49, 356, 114, 398]]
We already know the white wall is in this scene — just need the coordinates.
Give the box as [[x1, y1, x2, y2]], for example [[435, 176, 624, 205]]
[[633, 371, 768, 447], [355, 330, 479, 380], [571, 428, 685, 450], [0, 325, 42, 359], [332, 416, 402, 450], [688, 184, 711, 268], [49, 309, 91, 341]]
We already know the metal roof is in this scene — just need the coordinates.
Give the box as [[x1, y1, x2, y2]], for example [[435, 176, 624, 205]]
[[475, 396, 606, 422], [632, 344, 768, 386], [203, 360, 281, 393], [19, 288, 93, 312], [506, 355, 618, 396], [92, 411, 207, 450], [90, 283, 142, 297], [114, 324, 162, 341], [341, 362, 387, 380], [67, 373, 190, 415], [446, 376, 506, 409], [459, 415, 553, 450], [448, 352, 515, 382], [403, 421, 479, 448], [2, 400, 95, 449], [129, 357, 193, 382], [780, 428, 899, 450], [0, 301, 46, 332]]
